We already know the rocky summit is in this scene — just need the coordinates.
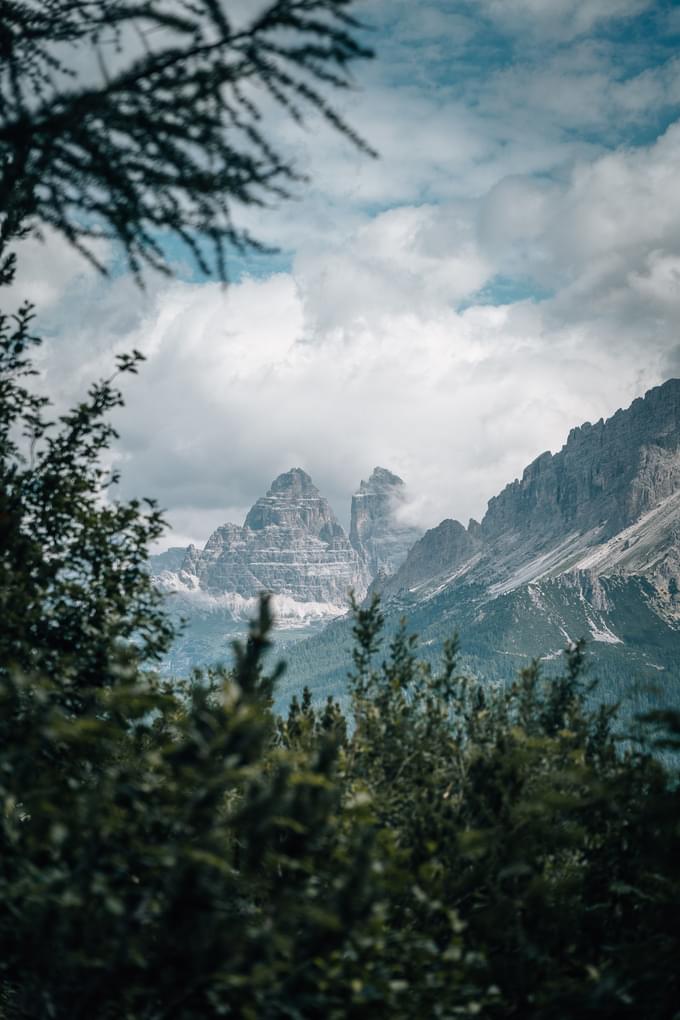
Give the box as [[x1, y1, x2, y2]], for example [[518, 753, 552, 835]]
[[150, 466, 422, 675], [178, 468, 369, 605], [151, 469, 375, 675], [349, 467, 423, 578]]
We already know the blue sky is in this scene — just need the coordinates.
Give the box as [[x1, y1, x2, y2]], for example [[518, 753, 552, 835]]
[[14, 0, 680, 544]]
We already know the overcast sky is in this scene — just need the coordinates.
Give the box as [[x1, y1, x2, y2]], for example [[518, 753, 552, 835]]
[[14, 0, 680, 547]]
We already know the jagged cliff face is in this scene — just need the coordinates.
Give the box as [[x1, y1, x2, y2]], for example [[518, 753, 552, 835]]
[[349, 467, 423, 577], [381, 379, 680, 602], [151, 466, 423, 673], [179, 468, 369, 604], [482, 378, 680, 544]]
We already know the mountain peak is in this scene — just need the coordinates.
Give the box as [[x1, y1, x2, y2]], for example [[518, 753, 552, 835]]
[[360, 466, 404, 491], [177, 469, 368, 603], [350, 466, 422, 576], [374, 517, 481, 596], [244, 468, 336, 533], [268, 468, 319, 498]]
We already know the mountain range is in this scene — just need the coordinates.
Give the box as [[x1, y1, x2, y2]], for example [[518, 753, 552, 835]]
[[280, 379, 680, 714], [152, 379, 680, 716], [150, 466, 421, 675]]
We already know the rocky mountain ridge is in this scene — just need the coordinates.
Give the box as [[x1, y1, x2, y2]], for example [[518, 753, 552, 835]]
[[157, 468, 368, 609], [153, 379, 680, 705], [482, 377, 680, 541], [378, 378, 680, 606], [278, 379, 680, 712]]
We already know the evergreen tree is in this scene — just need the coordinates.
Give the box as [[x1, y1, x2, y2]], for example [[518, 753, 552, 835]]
[[0, 0, 374, 280]]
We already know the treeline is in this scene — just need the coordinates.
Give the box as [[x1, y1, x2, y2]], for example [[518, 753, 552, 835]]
[[3, 602, 680, 1017], [279, 574, 679, 722]]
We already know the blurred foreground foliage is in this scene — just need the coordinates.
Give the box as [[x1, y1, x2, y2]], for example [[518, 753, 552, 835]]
[[0, 0, 374, 281], [1, 318, 680, 1018]]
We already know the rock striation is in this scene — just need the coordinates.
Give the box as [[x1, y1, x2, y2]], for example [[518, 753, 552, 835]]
[[349, 467, 423, 577], [178, 468, 369, 604], [481, 378, 680, 545], [380, 379, 680, 601]]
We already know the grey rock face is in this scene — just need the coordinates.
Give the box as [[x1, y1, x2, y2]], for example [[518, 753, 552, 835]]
[[379, 518, 481, 594], [181, 468, 369, 603], [349, 467, 423, 577], [381, 379, 680, 601], [482, 378, 680, 545]]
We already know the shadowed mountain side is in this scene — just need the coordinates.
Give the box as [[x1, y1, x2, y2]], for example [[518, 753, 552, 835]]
[[370, 518, 482, 598]]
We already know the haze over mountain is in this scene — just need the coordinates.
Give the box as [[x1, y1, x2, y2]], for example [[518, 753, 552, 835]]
[[281, 379, 680, 714], [349, 467, 423, 578]]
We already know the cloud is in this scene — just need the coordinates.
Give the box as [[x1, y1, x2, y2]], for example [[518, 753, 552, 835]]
[[226, 0, 680, 274], [473, 47, 680, 141], [20, 0, 680, 555], [295, 203, 491, 333], [32, 187, 676, 553], [5, 229, 110, 311], [476, 121, 680, 323]]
